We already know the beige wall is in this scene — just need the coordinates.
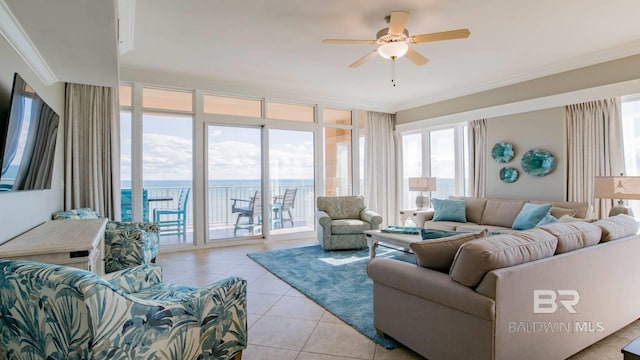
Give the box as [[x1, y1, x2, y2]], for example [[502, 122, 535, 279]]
[[0, 35, 65, 244], [397, 53, 640, 125], [396, 53, 640, 202], [485, 108, 565, 200]]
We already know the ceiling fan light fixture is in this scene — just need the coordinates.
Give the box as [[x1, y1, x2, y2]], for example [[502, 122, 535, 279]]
[[377, 42, 409, 59]]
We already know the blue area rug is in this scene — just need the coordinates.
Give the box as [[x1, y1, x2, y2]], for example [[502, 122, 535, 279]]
[[247, 245, 415, 348]]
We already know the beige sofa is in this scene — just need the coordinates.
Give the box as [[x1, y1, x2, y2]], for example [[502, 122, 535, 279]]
[[367, 214, 640, 360], [415, 197, 593, 233]]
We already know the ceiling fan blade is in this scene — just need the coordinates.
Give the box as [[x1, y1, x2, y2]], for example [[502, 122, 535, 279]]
[[405, 47, 429, 66], [388, 11, 409, 35], [411, 28, 471, 43], [322, 39, 376, 44], [349, 50, 378, 68]]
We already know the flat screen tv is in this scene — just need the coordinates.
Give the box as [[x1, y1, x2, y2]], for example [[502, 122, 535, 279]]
[[0, 73, 60, 191]]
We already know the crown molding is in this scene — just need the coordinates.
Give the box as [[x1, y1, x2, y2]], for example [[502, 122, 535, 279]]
[[0, 0, 57, 85], [118, 0, 135, 54]]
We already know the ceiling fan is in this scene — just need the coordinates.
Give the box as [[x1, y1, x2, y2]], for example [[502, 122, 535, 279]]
[[322, 11, 470, 68]]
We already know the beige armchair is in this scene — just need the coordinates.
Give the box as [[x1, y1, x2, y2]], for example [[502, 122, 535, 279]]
[[316, 195, 383, 250]]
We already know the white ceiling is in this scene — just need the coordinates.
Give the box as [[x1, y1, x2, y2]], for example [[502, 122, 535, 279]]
[[6, 0, 640, 113], [4, 0, 119, 87]]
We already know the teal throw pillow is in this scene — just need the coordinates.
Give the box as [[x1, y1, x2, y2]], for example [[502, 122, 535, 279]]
[[512, 203, 552, 230], [536, 214, 558, 227], [432, 198, 466, 223]]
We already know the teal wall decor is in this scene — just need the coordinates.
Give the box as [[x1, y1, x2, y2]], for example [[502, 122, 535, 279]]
[[521, 149, 556, 176], [499, 167, 519, 183], [491, 142, 515, 163]]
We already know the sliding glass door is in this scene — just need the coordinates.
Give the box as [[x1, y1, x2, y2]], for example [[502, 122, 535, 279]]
[[207, 125, 263, 241], [269, 129, 315, 235], [143, 112, 193, 246]]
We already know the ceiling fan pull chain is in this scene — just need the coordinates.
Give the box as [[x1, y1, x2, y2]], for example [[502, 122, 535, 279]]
[[391, 56, 397, 87]]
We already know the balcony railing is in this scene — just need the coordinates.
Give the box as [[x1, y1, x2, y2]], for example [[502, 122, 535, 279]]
[[123, 184, 315, 229]]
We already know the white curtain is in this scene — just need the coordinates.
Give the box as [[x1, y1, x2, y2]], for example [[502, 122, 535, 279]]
[[565, 98, 623, 219], [468, 119, 487, 197], [364, 111, 399, 226], [64, 83, 120, 219]]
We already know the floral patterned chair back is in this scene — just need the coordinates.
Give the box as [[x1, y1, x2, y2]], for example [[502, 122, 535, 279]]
[[51, 207, 101, 219], [51, 208, 161, 274], [0, 260, 247, 360]]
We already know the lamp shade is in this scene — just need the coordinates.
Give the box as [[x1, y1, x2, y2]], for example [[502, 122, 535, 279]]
[[594, 176, 640, 200], [408, 177, 437, 192]]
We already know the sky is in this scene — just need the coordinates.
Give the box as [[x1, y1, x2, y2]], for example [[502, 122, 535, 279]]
[[120, 113, 315, 182]]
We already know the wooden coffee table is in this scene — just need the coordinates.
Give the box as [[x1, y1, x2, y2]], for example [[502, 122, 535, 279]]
[[364, 229, 421, 260]]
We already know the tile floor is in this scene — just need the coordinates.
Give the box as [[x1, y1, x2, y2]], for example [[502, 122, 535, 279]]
[[156, 239, 640, 360]]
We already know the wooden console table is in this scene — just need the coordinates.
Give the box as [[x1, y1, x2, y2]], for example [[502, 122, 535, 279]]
[[0, 218, 107, 275]]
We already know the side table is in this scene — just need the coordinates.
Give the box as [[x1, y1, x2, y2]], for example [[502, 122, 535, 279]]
[[623, 337, 640, 360], [0, 218, 107, 275], [399, 208, 432, 226]]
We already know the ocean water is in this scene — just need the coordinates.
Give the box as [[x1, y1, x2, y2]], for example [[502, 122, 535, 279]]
[[121, 178, 456, 196], [121, 179, 315, 189]]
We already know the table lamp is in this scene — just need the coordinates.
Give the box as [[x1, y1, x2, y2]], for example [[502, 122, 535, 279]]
[[408, 177, 437, 209], [594, 175, 640, 217]]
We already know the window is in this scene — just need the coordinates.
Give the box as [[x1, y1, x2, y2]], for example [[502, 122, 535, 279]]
[[142, 88, 192, 112], [122, 86, 195, 246], [323, 109, 353, 196], [203, 95, 261, 117], [121, 83, 367, 247], [266, 102, 314, 122], [400, 124, 469, 209], [324, 108, 352, 126], [430, 129, 455, 199], [622, 96, 640, 214], [358, 112, 365, 194], [119, 84, 132, 107]]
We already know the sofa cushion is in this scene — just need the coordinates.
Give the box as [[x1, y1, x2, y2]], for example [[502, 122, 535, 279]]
[[432, 198, 466, 223], [593, 214, 639, 242], [410, 230, 488, 272], [480, 199, 526, 228], [449, 228, 558, 287], [450, 196, 487, 224], [550, 206, 577, 219], [559, 215, 596, 223], [330, 219, 370, 234], [531, 200, 591, 219], [512, 203, 552, 230], [455, 224, 518, 234], [538, 222, 602, 254], [423, 220, 459, 231]]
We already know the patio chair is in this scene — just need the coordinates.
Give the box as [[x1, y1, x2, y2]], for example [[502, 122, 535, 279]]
[[153, 188, 191, 240], [51, 208, 160, 273], [0, 260, 246, 359], [232, 190, 262, 235], [120, 188, 149, 221], [274, 188, 297, 228]]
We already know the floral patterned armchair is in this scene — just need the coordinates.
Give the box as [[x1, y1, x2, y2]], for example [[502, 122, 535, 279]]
[[51, 208, 160, 273], [0, 260, 247, 360], [316, 196, 383, 250]]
